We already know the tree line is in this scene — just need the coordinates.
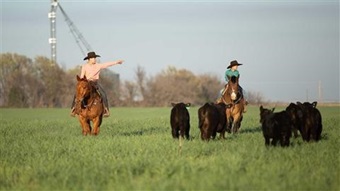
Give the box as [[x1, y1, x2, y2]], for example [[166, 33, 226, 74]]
[[0, 53, 265, 108]]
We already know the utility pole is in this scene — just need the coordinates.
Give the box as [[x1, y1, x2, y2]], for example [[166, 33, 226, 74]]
[[48, 0, 93, 65], [318, 80, 322, 103], [48, 0, 58, 65]]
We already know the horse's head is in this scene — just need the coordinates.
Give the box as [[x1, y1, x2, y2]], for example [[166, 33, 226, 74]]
[[226, 76, 239, 101], [76, 75, 91, 102]]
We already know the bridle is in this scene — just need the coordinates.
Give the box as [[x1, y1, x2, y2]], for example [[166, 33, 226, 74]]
[[221, 82, 241, 108], [76, 80, 91, 109], [230, 86, 237, 101]]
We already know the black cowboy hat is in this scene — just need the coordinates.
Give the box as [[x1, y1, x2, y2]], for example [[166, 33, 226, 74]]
[[83, 51, 101, 60], [227, 60, 243, 69]]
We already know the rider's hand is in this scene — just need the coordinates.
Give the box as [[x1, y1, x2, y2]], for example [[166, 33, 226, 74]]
[[117, 60, 124, 64]]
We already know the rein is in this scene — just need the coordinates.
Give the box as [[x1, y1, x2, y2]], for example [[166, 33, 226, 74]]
[[221, 84, 243, 108], [77, 81, 101, 110]]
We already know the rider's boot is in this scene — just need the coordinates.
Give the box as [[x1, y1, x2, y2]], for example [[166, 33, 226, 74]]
[[103, 107, 110, 117], [70, 107, 76, 117], [243, 99, 248, 113]]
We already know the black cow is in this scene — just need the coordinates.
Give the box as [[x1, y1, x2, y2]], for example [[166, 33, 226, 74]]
[[198, 102, 227, 141], [286, 101, 322, 142], [286, 103, 304, 138], [259, 106, 275, 124], [301, 101, 322, 141], [259, 106, 292, 147], [214, 102, 227, 138], [170, 102, 191, 140], [298, 101, 322, 141]]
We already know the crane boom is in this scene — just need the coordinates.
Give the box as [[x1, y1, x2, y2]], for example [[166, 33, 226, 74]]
[[58, 4, 93, 55]]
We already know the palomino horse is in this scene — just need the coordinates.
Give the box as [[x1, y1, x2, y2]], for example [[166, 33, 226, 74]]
[[218, 76, 245, 134], [74, 75, 104, 135]]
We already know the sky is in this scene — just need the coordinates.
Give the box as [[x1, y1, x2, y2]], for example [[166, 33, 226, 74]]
[[1, 0, 339, 103]]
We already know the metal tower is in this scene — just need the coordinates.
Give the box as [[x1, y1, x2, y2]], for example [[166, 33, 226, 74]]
[[48, 0, 58, 65], [48, 0, 93, 65]]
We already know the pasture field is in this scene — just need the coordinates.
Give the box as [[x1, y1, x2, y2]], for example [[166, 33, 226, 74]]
[[0, 106, 339, 191]]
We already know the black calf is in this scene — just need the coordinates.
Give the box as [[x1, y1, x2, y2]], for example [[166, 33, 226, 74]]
[[170, 102, 191, 139], [260, 106, 292, 147], [286, 101, 322, 142]]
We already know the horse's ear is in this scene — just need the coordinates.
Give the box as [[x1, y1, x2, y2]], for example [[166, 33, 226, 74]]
[[83, 76, 87, 80], [312, 101, 317, 107], [76, 75, 81, 81]]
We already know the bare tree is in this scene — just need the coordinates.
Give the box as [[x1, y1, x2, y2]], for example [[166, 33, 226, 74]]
[[0, 53, 269, 107], [196, 74, 224, 104], [100, 69, 120, 106], [247, 91, 265, 105], [135, 65, 149, 105], [146, 66, 199, 106], [121, 80, 138, 106]]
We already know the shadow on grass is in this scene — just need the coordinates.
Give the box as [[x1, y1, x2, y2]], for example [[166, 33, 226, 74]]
[[118, 126, 164, 137], [239, 126, 262, 134]]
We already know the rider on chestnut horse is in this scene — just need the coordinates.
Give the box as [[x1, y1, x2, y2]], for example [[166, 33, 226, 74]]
[[70, 51, 124, 117], [218, 60, 247, 112]]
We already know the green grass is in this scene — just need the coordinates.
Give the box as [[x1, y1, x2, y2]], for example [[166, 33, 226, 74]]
[[0, 106, 339, 191]]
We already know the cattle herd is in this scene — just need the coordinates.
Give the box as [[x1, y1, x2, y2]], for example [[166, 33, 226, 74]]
[[170, 101, 323, 147]]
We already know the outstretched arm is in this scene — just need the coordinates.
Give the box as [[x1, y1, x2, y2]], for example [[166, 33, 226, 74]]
[[100, 60, 124, 69]]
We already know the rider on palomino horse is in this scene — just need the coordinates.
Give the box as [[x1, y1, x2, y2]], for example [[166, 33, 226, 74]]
[[218, 60, 247, 112], [70, 51, 124, 117]]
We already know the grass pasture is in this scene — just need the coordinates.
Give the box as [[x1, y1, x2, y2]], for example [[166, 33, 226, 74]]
[[0, 106, 339, 191]]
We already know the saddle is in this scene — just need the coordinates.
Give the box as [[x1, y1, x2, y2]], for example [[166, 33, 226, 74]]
[[89, 81, 102, 98]]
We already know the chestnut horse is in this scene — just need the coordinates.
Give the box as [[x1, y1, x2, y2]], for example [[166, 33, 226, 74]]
[[218, 76, 245, 134], [74, 75, 104, 135]]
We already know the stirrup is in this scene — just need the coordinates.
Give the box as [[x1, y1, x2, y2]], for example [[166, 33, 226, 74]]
[[243, 101, 247, 113], [103, 108, 110, 117], [70, 108, 76, 117]]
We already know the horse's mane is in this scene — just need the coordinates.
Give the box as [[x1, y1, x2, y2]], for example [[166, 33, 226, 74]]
[[77, 77, 100, 100], [86, 81, 101, 100]]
